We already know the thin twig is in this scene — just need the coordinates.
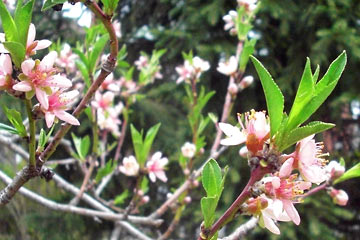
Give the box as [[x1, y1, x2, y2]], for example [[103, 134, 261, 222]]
[[218, 217, 258, 240]]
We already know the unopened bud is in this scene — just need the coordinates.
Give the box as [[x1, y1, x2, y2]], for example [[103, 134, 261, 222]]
[[329, 188, 348, 206], [136, 190, 144, 196], [239, 75, 254, 89], [166, 193, 173, 199], [184, 196, 192, 204], [239, 146, 248, 158], [228, 82, 238, 95], [192, 180, 200, 187], [183, 168, 190, 175], [326, 160, 345, 180], [181, 142, 196, 158], [142, 195, 150, 204]]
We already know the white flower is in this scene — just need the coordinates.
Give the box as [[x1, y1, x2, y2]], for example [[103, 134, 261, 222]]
[[193, 56, 210, 72], [119, 156, 139, 176], [181, 142, 196, 158], [217, 56, 238, 76]]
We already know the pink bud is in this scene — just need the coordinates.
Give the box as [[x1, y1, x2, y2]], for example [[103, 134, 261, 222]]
[[239, 146, 248, 158], [184, 196, 192, 204], [239, 75, 254, 89], [330, 188, 348, 206], [142, 195, 150, 204], [228, 82, 238, 95]]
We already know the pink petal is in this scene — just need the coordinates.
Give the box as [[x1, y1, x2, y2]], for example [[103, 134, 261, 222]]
[[26, 23, 36, 47], [219, 123, 246, 145], [34, 40, 52, 50], [13, 81, 33, 92], [262, 214, 280, 235], [279, 158, 294, 178], [271, 177, 281, 189], [60, 90, 79, 101], [53, 110, 80, 125], [36, 88, 49, 109], [45, 111, 55, 128], [40, 51, 57, 71], [155, 171, 168, 182], [0, 54, 12, 74], [21, 59, 35, 75], [282, 200, 300, 225], [48, 74, 72, 88], [148, 172, 156, 182]]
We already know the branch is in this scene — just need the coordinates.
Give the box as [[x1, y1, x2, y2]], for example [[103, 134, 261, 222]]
[[218, 217, 258, 240]]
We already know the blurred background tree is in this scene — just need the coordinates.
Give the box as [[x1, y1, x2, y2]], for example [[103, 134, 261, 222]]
[[1, 0, 360, 239]]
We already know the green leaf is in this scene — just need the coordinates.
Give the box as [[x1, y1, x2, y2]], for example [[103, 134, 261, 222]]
[[279, 121, 335, 151], [0, 0, 18, 42], [201, 197, 217, 228], [130, 124, 144, 166], [95, 160, 116, 183], [287, 58, 315, 131], [0, 123, 18, 135], [117, 44, 127, 61], [71, 133, 90, 161], [250, 56, 284, 136], [202, 159, 222, 197], [38, 128, 46, 150], [141, 123, 161, 166], [41, 0, 67, 11], [334, 162, 360, 184], [288, 51, 346, 129], [2, 106, 27, 137], [75, 60, 91, 88], [3, 42, 26, 68], [14, 0, 34, 47], [140, 177, 149, 194], [88, 34, 109, 74], [113, 190, 129, 205], [239, 39, 256, 71]]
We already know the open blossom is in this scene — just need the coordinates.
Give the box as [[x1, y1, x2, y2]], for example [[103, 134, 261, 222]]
[[329, 188, 348, 206], [175, 56, 210, 83], [135, 55, 148, 70], [26, 23, 52, 56], [181, 142, 196, 158], [175, 60, 193, 84], [41, 89, 80, 128], [0, 54, 13, 90], [280, 135, 328, 185], [217, 56, 238, 76], [13, 51, 72, 109], [264, 175, 311, 225], [223, 10, 238, 35], [55, 44, 77, 72], [97, 103, 123, 136], [244, 196, 291, 234], [325, 160, 345, 180], [219, 110, 270, 154], [119, 156, 139, 176], [238, 0, 257, 12], [193, 56, 210, 73], [146, 152, 168, 182], [91, 91, 115, 110], [100, 73, 121, 92]]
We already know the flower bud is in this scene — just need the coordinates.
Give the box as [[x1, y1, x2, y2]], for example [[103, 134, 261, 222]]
[[329, 188, 348, 206], [181, 142, 196, 158], [239, 75, 254, 89], [326, 160, 345, 180], [142, 195, 150, 204], [184, 196, 192, 204], [239, 146, 248, 158], [228, 82, 239, 95]]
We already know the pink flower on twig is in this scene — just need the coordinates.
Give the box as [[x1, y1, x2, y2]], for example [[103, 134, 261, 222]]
[[26, 23, 52, 57], [146, 152, 168, 182], [0, 54, 13, 90], [13, 51, 72, 109]]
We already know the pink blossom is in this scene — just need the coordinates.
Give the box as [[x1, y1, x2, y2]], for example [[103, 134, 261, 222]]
[[13, 51, 72, 109], [91, 91, 115, 110], [219, 110, 270, 155], [100, 73, 121, 92], [26, 23, 52, 56], [239, 75, 254, 89], [217, 56, 238, 76], [175, 60, 193, 84], [146, 152, 168, 182], [41, 89, 80, 128], [119, 156, 140, 176], [264, 175, 311, 225], [135, 55, 148, 70], [96, 103, 123, 136], [223, 10, 238, 35], [0, 54, 13, 90], [280, 135, 327, 185], [55, 44, 77, 72], [181, 142, 196, 158], [325, 160, 345, 180], [329, 188, 348, 206]]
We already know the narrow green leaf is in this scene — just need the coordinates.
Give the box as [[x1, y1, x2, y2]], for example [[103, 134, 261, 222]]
[[130, 124, 144, 166], [113, 190, 129, 205], [334, 162, 360, 184], [0, 123, 18, 135], [3, 42, 25, 68], [202, 159, 222, 197], [279, 121, 335, 151], [0, 0, 18, 42], [75, 60, 90, 88], [88, 34, 109, 74], [41, 0, 67, 11], [38, 128, 46, 149], [14, 0, 34, 47], [140, 177, 149, 194], [312, 65, 320, 83], [287, 58, 315, 131], [250, 56, 284, 136], [2, 106, 27, 137], [289, 51, 346, 129], [239, 38, 256, 71], [201, 197, 217, 228], [95, 160, 116, 183], [80, 135, 90, 159], [142, 123, 161, 165]]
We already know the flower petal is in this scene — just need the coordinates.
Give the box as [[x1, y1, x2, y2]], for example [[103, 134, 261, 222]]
[[279, 158, 294, 178], [149, 172, 156, 182], [26, 23, 36, 47], [13, 81, 33, 92], [155, 171, 168, 182], [45, 111, 55, 128], [219, 122, 246, 145], [40, 51, 57, 71], [54, 110, 80, 126], [282, 200, 300, 225], [34, 40, 52, 50], [0, 54, 12, 74], [48, 74, 72, 88], [36, 88, 49, 109], [261, 214, 280, 235], [21, 59, 35, 75]]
